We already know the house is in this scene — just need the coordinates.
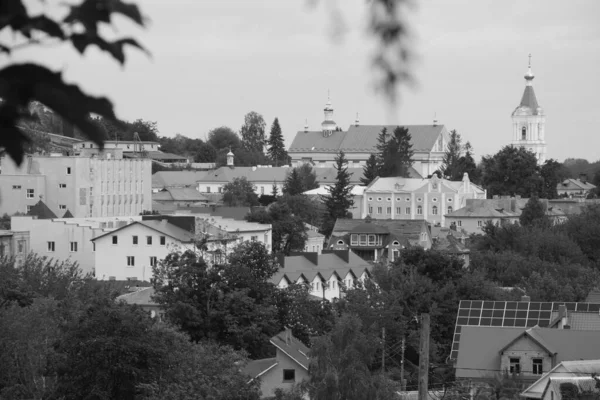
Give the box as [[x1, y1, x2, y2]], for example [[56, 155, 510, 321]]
[[116, 286, 163, 320], [0, 154, 152, 217], [445, 197, 567, 233], [328, 218, 432, 262], [431, 228, 470, 267], [92, 219, 196, 281], [557, 177, 597, 198], [303, 224, 325, 254], [0, 230, 30, 266], [455, 326, 600, 383], [302, 185, 366, 219], [537, 377, 600, 400], [152, 187, 210, 208], [521, 360, 600, 399], [362, 173, 486, 226], [243, 328, 310, 398], [288, 97, 451, 177], [271, 250, 373, 301]]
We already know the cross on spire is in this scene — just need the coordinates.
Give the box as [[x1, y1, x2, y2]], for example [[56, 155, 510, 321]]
[[528, 53, 532, 68]]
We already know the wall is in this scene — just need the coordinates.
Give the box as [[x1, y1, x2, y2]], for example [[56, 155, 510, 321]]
[[94, 222, 194, 281], [0, 174, 46, 215], [0, 232, 30, 266], [500, 335, 552, 380], [258, 348, 309, 398], [197, 181, 285, 196]]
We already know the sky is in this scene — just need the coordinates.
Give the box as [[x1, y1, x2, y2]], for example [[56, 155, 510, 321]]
[[10, 0, 600, 162]]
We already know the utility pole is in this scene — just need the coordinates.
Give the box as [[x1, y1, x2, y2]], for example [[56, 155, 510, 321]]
[[400, 336, 406, 391], [381, 327, 386, 372], [418, 313, 430, 400]]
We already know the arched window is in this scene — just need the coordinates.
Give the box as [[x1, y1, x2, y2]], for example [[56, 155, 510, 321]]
[[417, 205, 423, 215], [337, 240, 344, 245], [432, 206, 438, 215], [521, 126, 527, 140], [447, 206, 453, 214]]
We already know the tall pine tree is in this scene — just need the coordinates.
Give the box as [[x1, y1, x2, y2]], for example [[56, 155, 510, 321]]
[[320, 151, 355, 236], [361, 154, 379, 186], [377, 126, 414, 178], [267, 118, 288, 166], [394, 126, 414, 178], [440, 130, 463, 180]]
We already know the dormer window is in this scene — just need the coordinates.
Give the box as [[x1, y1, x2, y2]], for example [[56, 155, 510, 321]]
[[336, 240, 344, 245], [392, 240, 400, 246], [521, 127, 527, 140]]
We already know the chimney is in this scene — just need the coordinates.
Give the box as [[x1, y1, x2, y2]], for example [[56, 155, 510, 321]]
[[558, 305, 568, 329], [521, 295, 530, 302], [285, 327, 292, 345]]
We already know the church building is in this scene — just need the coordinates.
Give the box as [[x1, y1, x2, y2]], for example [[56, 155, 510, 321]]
[[511, 55, 547, 164], [288, 96, 450, 178]]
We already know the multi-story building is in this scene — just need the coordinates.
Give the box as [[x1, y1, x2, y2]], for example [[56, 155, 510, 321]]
[[0, 229, 30, 266], [0, 154, 152, 217], [288, 96, 449, 177], [73, 140, 189, 164], [361, 173, 486, 227]]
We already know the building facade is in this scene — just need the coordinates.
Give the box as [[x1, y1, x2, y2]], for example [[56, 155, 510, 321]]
[[362, 173, 486, 226], [288, 97, 450, 177], [511, 56, 547, 164], [0, 230, 30, 266], [0, 155, 152, 217]]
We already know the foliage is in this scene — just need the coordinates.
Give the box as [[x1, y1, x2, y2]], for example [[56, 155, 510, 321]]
[[0, 214, 10, 230], [457, 142, 482, 184], [307, 313, 397, 400], [267, 118, 288, 166], [283, 164, 319, 196], [519, 195, 549, 227], [481, 146, 543, 197], [279, 194, 324, 228], [441, 130, 463, 180], [377, 126, 414, 178], [320, 151, 355, 236], [246, 203, 307, 255], [361, 154, 379, 186], [158, 133, 213, 162], [540, 159, 569, 199], [240, 111, 267, 153], [0, 0, 147, 165], [222, 177, 260, 207], [207, 126, 241, 152], [91, 117, 159, 142], [561, 205, 600, 264], [152, 243, 282, 358]]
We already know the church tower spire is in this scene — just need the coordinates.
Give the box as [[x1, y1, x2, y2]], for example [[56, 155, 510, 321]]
[[321, 91, 337, 136], [511, 54, 547, 164]]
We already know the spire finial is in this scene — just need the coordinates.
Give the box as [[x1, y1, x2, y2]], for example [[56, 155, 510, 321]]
[[524, 53, 534, 84], [433, 111, 438, 127], [304, 119, 308, 132], [528, 53, 532, 68], [355, 112, 360, 126]]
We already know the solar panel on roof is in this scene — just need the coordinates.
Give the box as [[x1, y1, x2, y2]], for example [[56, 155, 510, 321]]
[[450, 300, 600, 361]]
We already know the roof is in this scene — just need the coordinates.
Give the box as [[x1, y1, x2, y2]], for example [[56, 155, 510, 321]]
[[446, 204, 519, 219], [146, 151, 188, 161], [559, 179, 597, 191], [288, 124, 446, 153], [92, 220, 194, 243], [0, 230, 14, 237], [152, 171, 208, 188], [153, 187, 209, 202], [303, 185, 366, 196], [586, 289, 600, 303], [330, 218, 428, 247], [271, 250, 372, 285], [116, 287, 158, 306], [27, 200, 57, 219], [269, 329, 310, 370], [349, 221, 390, 234], [366, 175, 486, 195], [187, 206, 252, 221], [519, 86, 540, 113], [62, 209, 74, 218], [432, 233, 469, 254], [242, 358, 278, 380], [522, 360, 600, 399], [456, 326, 600, 379], [543, 377, 600, 400]]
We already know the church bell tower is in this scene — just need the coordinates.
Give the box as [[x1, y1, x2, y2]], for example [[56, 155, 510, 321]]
[[511, 54, 547, 164]]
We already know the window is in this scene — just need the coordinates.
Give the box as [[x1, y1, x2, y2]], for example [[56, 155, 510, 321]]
[[261, 186, 265, 194], [532, 359, 543, 375], [251, 235, 258, 241], [160, 236, 166, 245], [377, 207, 382, 214], [26, 189, 34, 199], [59, 183, 67, 188], [396, 197, 402, 201], [66, 167, 71, 175], [387, 207, 391, 214], [359, 234, 367, 245], [350, 234, 358, 245], [377, 197, 382, 201], [12, 185, 21, 190], [337, 240, 344, 245], [447, 206, 453, 214], [477, 220, 483, 227], [417, 205, 423, 215], [70, 241, 78, 252], [218, 186, 222, 193], [132, 235, 138, 245], [127, 256, 135, 266], [112, 236, 118, 245], [150, 256, 158, 267], [509, 357, 521, 374], [447, 198, 453, 202], [417, 197, 422, 202], [406, 207, 411, 214], [146, 236, 152, 245], [368, 197, 373, 201], [59, 204, 66, 210], [405, 197, 410, 202], [392, 240, 400, 246], [17, 240, 25, 253], [457, 220, 462, 227], [521, 126, 526, 140], [26, 205, 32, 213], [93, 243, 96, 251], [368, 206, 373, 214], [432, 206, 438, 215], [420, 233, 427, 242], [206, 187, 211, 193], [386, 197, 391, 201], [47, 241, 55, 252], [432, 197, 438, 202], [368, 235, 376, 245], [396, 207, 401, 214], [283, 369, 296, 382]]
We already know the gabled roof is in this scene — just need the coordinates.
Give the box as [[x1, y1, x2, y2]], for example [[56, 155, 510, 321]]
[[27, 200, 57, 219], [330, 218, 428, 247], [521, 360, 600, 399], [498, 328, 556, 356], [242, 358, 278, 381], [62, 209, 74, 218], [586, 289, 600, 303], [91, 220, 194, 243], [446, 204, 519, 219], [116, 287, 158, 306], [303, 185, 366, 196], [542, 377, 600, 400], [432, 233, 469, 254], [269, 329, 310, 370], [288, 125, 446, 153], [153, 187, 209, 202], [559, 179, 597, 191], [152, 171, 208, 188]]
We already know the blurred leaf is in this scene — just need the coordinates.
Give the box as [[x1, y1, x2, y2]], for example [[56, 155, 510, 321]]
[[64, 0, 145, 33], [71, 33, 147, 64], [24, 15, 66, 39], [111, 0, 145, 26], [0, 43, 10, 54], [0, 105, 31, 165], [0, 0, 27, 31]]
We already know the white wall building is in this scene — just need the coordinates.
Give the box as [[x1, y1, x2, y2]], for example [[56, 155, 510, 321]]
[[511, 55, 547, 164]]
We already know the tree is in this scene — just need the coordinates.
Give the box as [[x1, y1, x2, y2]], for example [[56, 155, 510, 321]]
[[361, 154, 379, 186], [195, 142, 217, 162], [441, 130, 463, 180], [540, 159, 568, 199], [481, 146, 543, 198], [519, 195, 548, 227], [240, 111, 267, 153], [320, 151, 355, 236], [377, 126, 414, 178], [394, 126, 415, 178], [208, 126, 241, 151], [456, 142, 482, 183], [267, 118, 288, 166], [0, 1, 147, 166], [247, 202, 307, 255], [222, 177, 259, 207], [283, 165, 319, 196]]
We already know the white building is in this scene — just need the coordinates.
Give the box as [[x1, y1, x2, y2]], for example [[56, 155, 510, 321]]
[[511, 55, 547, 164], [0, 154, 152, 217], [303, 224, 325, 254]]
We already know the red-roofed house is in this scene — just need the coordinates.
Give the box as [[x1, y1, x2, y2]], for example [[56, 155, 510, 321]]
[[243, 328, 310, 398]]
